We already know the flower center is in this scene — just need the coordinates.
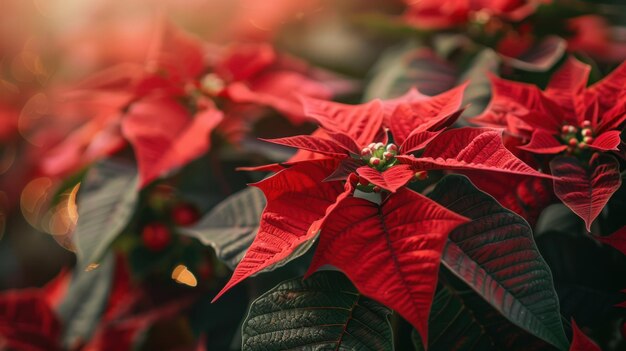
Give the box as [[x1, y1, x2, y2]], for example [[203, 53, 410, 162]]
[[200, 73, 225, 96], [560, 121, 594, 154], [360, 142, 398, 171]]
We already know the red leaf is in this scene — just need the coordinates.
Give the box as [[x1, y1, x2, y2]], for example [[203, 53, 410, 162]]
[[588, 61, 626, 115], [0, 290, 62, 351], [400, 129, 441, 154], [301, 98, 384, 148], [306, 187, 468, 346], [146, 21, 205, 85], [122, 97, 223, 188], [550, 155, 622, 231], [226, 71, 333, 124], [518, 129, 567, 154], [260, 135, 348, 158], [325, 131, 360, 154], [356, 164, 415, 193], [398, 128, 551, 178], [385, 83, 467, 145], [589, 130, 621, 152], [595, 225, 626, 255], [213, 160, 346, 301], [570, 319, 601, 351], [544, 57, 590, 122], [215, 43, 276, 82], [478, 74, 568, 131]]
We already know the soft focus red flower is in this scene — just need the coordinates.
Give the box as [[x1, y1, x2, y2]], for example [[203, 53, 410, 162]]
[[403, 0, 548, 30], [476, 57, 626, 229], [41, 22, 344, 188]]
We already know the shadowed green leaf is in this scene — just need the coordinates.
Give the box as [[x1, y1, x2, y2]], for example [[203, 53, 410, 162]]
[[429, 175, 569, 350], [242, 270, 394, 350], [178, 187, 265, 269], [73, 160, 138, 270]]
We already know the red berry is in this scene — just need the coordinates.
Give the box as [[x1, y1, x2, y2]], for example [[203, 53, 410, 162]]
[[561, 125, 570, 134], [568, 138, 578, 147], [581, 128, 593, 137], [582, 120, 592, 128], [172, 203, 200, 226], [142, 223, 171, 251]]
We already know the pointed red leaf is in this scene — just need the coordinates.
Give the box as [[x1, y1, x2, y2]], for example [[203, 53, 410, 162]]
[[400, 129, 441, 154], [478, 74, 568, 131], [595, 225, 626, 255], [213, 160, 345, 301], [518, 129, 567, 154], [570, 319, 601, 351], [398, 128, 551, 178], [301, 98, 384, 148], [589, 130, 621, 152], [306, 187, 468, 346], [544, 58, 590, 121], [588, 61, 626, 114], [261, 135, 348, 157], [325, 131, 360, 154], [356, 164, 415, 193], [550, 155, 622, 231], [225, 71, 333, 124], [597, 99, 626, 134], [385, 83, 467, 145], [122, 97, 223, 188]]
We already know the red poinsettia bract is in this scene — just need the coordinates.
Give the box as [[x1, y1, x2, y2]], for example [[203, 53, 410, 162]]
[[476, 57, 626, 230], [213, 85, 552, 344], [42, 23, 341, 188]]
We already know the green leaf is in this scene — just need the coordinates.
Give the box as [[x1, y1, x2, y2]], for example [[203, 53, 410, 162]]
[[73, 159, 138, 269], [428, 175, 569, 350], [178, 187, 265, 269], [56, 252, 115, 348], [242, 270, 394, 350], [412, 280, 555, 351]]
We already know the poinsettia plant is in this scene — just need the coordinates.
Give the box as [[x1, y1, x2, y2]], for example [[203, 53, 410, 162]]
[[3, 1, 626, 350]]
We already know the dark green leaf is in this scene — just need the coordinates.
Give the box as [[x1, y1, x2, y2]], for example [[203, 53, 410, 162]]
[[178, 187, 265, 269], [73, 160, 138, 269], [429, 175, 569, 350], [412, 279, 555, 351], [56, 252, 114, 348], [242, 270, 394, 350]]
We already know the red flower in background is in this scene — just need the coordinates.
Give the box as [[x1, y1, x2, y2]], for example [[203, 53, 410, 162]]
[[403, 0, 548, 30], [476, 57, 626, 229], [42, 22, 346, 188], [213, 84, 552, 344]]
